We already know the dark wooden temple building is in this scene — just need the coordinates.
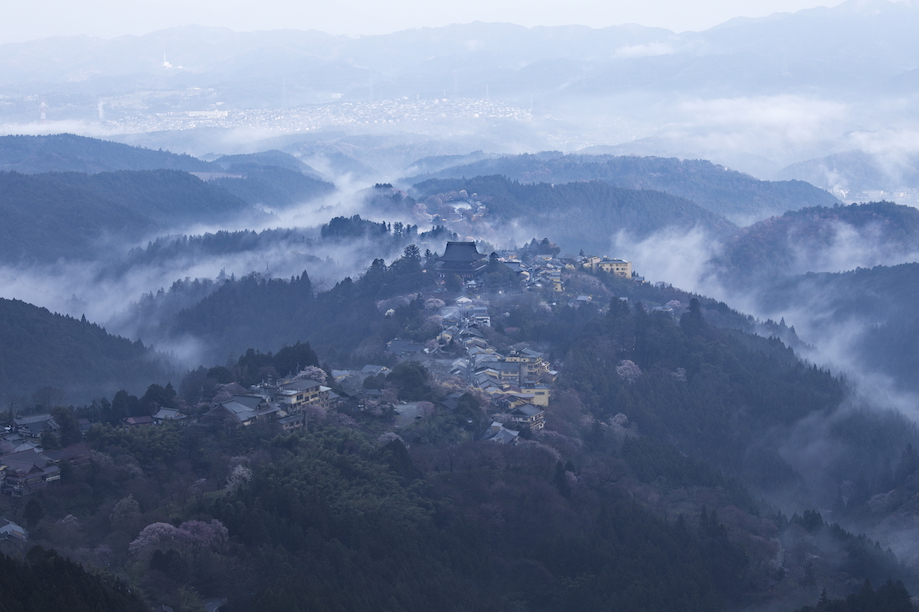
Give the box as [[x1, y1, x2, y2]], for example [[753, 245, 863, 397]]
[[435, 241, 488, 280]]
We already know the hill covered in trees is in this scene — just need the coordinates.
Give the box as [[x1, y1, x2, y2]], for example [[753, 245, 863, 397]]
[[406, 175, 735, 254], [8, 279, 919, 611], [403, 153, 838, 221], [208, 164, 335, 209], [0, 133, 214, 174], [753, 263, 919, 394], [0, 547, 147, 612], [707, 202, 919, 289], [0, 169, 262, 262], [0, 298, 175, 404]]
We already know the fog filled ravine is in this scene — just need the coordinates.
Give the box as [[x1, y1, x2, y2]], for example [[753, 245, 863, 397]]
[[6, 5, 919, 612]]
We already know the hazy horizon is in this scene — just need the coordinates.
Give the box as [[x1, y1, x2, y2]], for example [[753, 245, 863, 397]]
[[0, 0, 852, 45]]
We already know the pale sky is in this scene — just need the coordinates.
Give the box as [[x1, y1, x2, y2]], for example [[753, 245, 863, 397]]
[[1, 0, 851, 44]]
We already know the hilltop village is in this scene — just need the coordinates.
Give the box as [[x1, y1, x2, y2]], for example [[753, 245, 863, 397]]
[[0, 241, 642, 500], [2, 236, 911, 612]]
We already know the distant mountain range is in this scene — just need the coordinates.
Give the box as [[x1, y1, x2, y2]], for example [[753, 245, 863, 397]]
[[778, 150, 919, 195], [2, 1, 918, 98]]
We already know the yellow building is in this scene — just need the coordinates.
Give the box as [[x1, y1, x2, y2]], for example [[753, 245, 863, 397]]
[[518, 384, 550, 407], [583, 256, 632, 278]]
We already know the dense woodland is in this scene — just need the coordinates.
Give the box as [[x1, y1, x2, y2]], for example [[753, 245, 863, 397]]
[[0, 170, 258, 262], [0, 298, 175, 404], [210, 164, 334, 209]]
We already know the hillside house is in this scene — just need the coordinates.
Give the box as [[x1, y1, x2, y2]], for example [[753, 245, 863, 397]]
[[508, 404, 546, 431], [483, 422, 520, 445], [0, 449, 61, 496], [0, 518, 27, 542], [207, 394, 280, 426], [13, 414, 58, 440]]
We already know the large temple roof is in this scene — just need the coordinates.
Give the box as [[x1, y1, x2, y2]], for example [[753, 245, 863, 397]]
[[438, 241, 485, 262]]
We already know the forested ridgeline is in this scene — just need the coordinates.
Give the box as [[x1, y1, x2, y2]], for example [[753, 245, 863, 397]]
[[0, 298, 175, 404], [0, 133, 214, 174], [168, 246, 434, 364], [404, 175, 736, 253], [709, 202, 919, 288], [0, 170, 258, 263], [779, 149, 919, 193], [401, 152, 838, 220], [209, 163, 335, 208], [751, 262, 919, 394]]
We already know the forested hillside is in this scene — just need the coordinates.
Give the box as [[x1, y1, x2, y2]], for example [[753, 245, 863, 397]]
[[209, 164, 335, 208], [709, 202, 919, 288], [0, 298, 175, 404], [404, 153, 838, 220], [407, 176, 735, 253], [755, 263, 919, 394], [0, 170, 260, 262], [0, 133, 214, 174], [0, 547, 147, 612], [6, 277, 917, 611], [168, 247, 434, 363]]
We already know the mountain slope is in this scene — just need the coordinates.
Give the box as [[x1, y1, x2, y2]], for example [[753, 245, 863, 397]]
[[408, 175, 736, 253], [708, 202, 919, 289], [403, 153, 838, 221], [0, 133, 214, 174], [0, 169, 258, 262], [0, 297, 175, 403]]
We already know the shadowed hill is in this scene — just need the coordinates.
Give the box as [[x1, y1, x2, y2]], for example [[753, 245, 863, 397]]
[[0, 298, 175, 404], [0, 169, 260, 263], [403, 153, 838, 221], [708, 202, 919, 288], [409, 175, 735, 254], [0, 133, 214, 174]]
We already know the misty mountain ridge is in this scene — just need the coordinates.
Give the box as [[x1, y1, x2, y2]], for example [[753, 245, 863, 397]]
[[3, 2, 919, 88], [1, 0, 918, 134], [404, 175, 735, 254], [0, 133, 214, 174], [0, 133, 338, 214], [779, 149, 919, 197], [402, 152, 839, 222], [0, 169, 262, 263], [747, 263, 919, 395], [707, 201, 919, 289]]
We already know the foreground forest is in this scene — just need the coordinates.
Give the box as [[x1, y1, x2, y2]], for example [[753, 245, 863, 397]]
[[4, 253, 919, 612]]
